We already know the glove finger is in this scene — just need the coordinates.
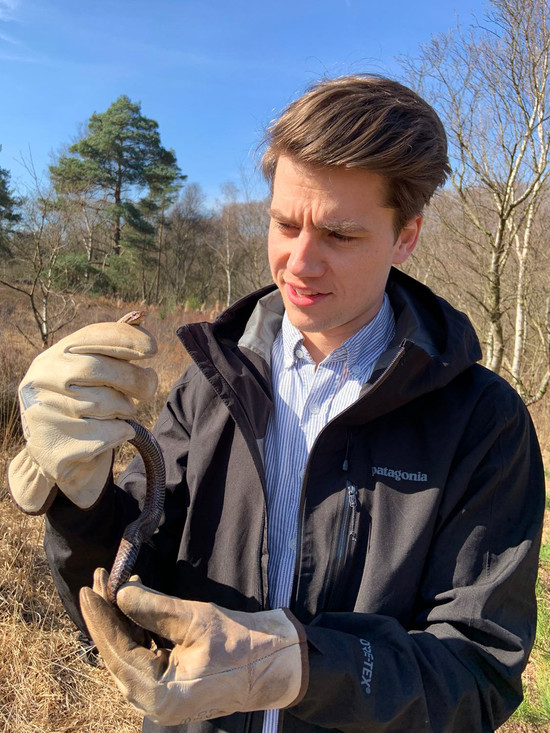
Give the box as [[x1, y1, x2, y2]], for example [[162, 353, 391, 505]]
[[92, 568, 152, 647], [25, 355, 158, 402], [80, 586, 168, 687], [26, 414, 135, 460], [92, 566, 112, 601], [32, 387, 138, 420], [117, 582, 199, 645], [58, 321, 157, 360]]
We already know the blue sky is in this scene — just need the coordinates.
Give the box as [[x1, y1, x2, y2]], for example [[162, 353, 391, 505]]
[[0, 0, 486, 205]]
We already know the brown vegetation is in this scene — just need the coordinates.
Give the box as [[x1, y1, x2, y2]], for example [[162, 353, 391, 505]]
[[0, 285, 548, 732], [0, 286, 198, 732]]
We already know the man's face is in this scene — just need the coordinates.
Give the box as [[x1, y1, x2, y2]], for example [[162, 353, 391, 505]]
[[268, 155, 421, 361]]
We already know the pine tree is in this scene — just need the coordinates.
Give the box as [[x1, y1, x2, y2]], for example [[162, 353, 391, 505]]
[[50, 95, 184, 257], [0, 149, 21, 256]]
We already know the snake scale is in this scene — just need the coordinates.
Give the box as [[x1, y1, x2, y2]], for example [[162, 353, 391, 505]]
[[106, 312, 166, 606]]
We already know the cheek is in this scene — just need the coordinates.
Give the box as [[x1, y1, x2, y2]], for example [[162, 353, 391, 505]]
[[267, 241, 276, 273], [339, 248, 393, 288], [267, 236, 286, 274]]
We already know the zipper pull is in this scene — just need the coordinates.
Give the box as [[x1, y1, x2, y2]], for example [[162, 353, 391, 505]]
[[347, 481, 359, 543]]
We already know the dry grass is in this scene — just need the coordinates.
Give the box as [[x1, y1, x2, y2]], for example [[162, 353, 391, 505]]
[[1, 284, 549, 731], [0, 498, 142, 733], [0, 286, 205, 732]]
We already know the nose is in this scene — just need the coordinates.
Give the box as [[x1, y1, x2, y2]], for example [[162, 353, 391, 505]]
[[286, 229, 325, 278]]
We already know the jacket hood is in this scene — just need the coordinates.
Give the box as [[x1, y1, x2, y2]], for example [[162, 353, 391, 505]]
[[339, 267, 484, 425], [177, 268, 482, 428], [387, 267, 482, 371]]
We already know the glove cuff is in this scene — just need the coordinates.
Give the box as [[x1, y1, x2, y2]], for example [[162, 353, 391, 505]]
[[241, 607, 309, 711], [279, 608, 309, 708], [55, 449, 115, 509], [8, 446, 114, 514], [8, 447, 57, 515], [263, 608, 308, 709]]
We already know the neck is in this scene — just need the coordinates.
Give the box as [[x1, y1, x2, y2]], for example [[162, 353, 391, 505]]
[[300, 333, 337, 366]]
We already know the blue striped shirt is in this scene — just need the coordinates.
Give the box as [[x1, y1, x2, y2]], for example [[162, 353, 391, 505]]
[[262, 295, 395, 730]]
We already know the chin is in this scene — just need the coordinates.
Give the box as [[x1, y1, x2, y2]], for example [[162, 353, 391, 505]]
[[287, 313, 327, 334]]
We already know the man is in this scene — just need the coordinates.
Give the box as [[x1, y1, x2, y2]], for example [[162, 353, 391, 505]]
[[8, 75, 545, 732]]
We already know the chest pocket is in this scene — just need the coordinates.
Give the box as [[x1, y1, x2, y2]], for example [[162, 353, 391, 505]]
[[294, 472, 372, 622], [322, 479, 372, 612]]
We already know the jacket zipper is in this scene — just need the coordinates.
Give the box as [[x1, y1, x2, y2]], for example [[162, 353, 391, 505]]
[[277, 343, 409, 730], [334, 480, 359, 573], [279, 348, 405, 730], [289, 344, 406, 610], [322, 480, 360, 610]]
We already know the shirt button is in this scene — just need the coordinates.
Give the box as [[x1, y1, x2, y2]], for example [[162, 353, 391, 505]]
[[350, 366, 361, 378], [295, 347, 305, 359], [309, 404, 320, 414]]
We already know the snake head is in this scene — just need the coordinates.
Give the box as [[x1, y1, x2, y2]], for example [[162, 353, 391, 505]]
[[118, 311, 146, 326]]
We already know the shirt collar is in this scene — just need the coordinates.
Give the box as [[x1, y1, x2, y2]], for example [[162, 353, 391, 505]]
[[279, 294, 396, 376]]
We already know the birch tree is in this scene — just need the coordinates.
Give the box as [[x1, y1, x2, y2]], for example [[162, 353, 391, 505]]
[[209, 184, 247, 308], [403, 0, 550, 401], [0, 192, 77, 348]]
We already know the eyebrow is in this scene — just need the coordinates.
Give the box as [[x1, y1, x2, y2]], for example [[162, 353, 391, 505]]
[[269, 208, 369, 235]]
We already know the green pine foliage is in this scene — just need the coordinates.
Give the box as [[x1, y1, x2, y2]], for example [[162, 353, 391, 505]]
[[0, 148, 21, 255], [50, 94, 185, 265]]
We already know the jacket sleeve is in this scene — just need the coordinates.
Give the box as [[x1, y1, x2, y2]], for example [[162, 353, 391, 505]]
[[288, 385, 545, 732], [43, 375, 193, 634]]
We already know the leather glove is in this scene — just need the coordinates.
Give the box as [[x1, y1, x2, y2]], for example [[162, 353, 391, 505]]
[[80, 569, 309, 726], [8, 316, 157, 514]]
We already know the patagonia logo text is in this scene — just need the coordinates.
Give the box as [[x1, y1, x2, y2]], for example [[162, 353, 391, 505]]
[[372, 466, 428, 482]]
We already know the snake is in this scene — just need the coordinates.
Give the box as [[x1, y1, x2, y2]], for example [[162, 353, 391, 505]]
[[106, 312, 167, 606]]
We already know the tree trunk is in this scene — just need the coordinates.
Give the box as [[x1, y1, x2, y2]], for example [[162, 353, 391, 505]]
[[113, 162, 123, 256], [155, 205, 165, 304]]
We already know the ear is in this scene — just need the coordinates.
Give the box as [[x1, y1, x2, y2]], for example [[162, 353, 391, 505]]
[[392, 216, 422, 265]]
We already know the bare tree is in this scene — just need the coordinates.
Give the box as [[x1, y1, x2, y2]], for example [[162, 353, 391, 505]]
[[0, 191, 77, 348], [163, 184, 219, 306], [207, 184, 272, 307], [403, 0, 550, 402], [230, 198, 271, 293], [204, 184, 246, 308]]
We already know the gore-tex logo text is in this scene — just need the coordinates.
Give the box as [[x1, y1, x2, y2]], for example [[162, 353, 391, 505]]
[[372, 466, 428, 482], [359, 638, 374, 694]]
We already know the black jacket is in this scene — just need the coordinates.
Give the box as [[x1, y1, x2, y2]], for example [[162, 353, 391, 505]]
[[45, 268, 545, 733]]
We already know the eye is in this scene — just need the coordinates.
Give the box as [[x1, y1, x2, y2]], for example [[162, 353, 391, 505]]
[[329, 230, 354, 243], [274, 220, 298, 235]]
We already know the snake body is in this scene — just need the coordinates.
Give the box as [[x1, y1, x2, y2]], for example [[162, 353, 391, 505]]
[[106, 312, 167, 606]]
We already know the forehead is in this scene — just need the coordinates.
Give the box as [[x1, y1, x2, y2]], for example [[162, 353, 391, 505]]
[[271, 155, 391, 218], [272, 155, 387, 206]]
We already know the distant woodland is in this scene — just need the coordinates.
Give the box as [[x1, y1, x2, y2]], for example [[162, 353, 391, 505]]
[[1, 0, 550, 405]]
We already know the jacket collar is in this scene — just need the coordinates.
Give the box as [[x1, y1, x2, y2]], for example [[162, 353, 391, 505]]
[[177, 268, 482, 429]]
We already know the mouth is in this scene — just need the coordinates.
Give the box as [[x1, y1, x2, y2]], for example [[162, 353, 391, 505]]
[[285, 282, 328, 307], [294, 286, 319, 296]]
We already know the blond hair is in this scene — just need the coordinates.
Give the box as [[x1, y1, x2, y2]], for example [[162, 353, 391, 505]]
[[262, 74, 450, 232]]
